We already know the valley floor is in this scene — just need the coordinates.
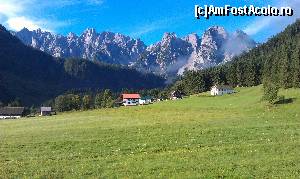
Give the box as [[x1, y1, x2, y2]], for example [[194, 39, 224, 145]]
[[1, 86, 300, 178]]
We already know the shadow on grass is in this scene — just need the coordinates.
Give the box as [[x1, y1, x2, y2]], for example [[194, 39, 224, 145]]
[[274, 97, 296, 105]]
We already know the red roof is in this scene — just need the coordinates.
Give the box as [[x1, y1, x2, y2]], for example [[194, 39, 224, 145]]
[[122, 93, 141, 99]]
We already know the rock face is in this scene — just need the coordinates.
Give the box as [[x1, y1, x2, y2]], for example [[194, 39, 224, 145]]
[[178, 26, 257, 74], [12, 26, 257, 78], [135, 32, 194, 76], [13, 28, 146, 66]]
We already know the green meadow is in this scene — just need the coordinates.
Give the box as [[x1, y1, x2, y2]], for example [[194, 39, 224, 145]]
[[1, 86, 300, 178]]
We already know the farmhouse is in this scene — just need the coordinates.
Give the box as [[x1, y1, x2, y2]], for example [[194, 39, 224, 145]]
[[0, 107, 25, 119], [211, 85, 234, 96], [40, 107, 52, 116], [171, 90, 182, 100], [122, 93, 141, 106]]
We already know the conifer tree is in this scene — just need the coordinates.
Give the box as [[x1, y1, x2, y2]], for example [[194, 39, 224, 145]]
[[291, 47, 300, 87]]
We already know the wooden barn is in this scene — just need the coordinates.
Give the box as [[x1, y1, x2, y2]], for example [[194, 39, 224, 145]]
[[0, 107, 25, 119]]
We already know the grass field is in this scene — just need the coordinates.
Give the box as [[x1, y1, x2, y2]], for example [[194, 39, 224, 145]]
[[1, 86, 300, 178]]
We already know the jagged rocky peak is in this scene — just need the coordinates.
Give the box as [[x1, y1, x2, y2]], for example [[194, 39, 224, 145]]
[[19, 27, 30, 33], [205, 26, 227, 37], [223, 29, 258, 57], [0, 24, 7, 31], [183, 33, 200, 49], [32, 28, 53, 37], [201, 26, 228, 47], [160, 32, 176, 46], [83, 28, 97, 36], [100, 31, 117, 41], [134, 38, 144, 46], [113, 33, 131, 45], [14, 27, 32, 44], [132, 38, 146, 53], [67, 32, 77, 38], [82, 28, 98, 44], [162, 32, 176, 40], [178, 26, 252, 75], [232, 29, 257, 45], [135, 31, 194, 78], [233, 29, 248, 37], [35, 28, 42, 33]]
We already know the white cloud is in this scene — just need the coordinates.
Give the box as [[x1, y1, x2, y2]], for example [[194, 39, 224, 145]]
[[244, 17, 274, 35], [0, 0, 72, 32], [6, 16, 52, 31], [244, 0, 300, 35], [0, 2, 23, 17]]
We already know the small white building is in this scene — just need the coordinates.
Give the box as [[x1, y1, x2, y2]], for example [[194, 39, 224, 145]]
[[122, 94, 141, 106], [40, 107, 52, 116], [211, 85, 234, 96]]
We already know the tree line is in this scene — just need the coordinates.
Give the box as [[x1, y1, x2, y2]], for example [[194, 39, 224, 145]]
[[52, 89, 115, 112], [52, 87, 171, 112]]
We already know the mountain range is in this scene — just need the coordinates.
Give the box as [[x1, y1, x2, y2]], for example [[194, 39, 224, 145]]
[[12, 26, 258, 78], [0, 25, 164, 105]]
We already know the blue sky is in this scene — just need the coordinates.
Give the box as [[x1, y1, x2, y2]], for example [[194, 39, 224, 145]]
[[0, 0, 299, 45]]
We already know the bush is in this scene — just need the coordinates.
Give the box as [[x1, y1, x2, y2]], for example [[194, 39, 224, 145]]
[[54, 94, 81, 112], [263, 81, 279, 104]]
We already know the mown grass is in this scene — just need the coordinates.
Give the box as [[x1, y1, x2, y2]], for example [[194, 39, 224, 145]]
[[1, 86, 300, 178]]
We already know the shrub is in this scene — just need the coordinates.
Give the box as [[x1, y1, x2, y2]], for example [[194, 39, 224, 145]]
[[263, 81, 279, 104]]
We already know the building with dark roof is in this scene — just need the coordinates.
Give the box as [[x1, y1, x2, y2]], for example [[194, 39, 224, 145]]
[[0, 107, 25, 119], [40, 107, 52, 116]]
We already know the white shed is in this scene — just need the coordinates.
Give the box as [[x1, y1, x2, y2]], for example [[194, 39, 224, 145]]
[[40, 107, 52, 116], [211, 85, 234, 96]]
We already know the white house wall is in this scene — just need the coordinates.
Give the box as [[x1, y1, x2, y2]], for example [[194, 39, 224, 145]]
[[211, 87, 234, 96], [0, 116, 21, 119]]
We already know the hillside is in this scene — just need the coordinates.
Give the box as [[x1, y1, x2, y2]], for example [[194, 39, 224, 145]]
[[175, 20, 300, 94], [1, 86, 300, 178], [0, 25, 165, 106]]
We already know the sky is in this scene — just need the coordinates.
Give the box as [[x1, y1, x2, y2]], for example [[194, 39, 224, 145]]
[[0, 0, 299, 45]]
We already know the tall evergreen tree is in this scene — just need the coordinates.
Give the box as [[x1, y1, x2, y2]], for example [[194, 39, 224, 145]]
[[291, 47, 300, 87], [279, 48, 291, 88]]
